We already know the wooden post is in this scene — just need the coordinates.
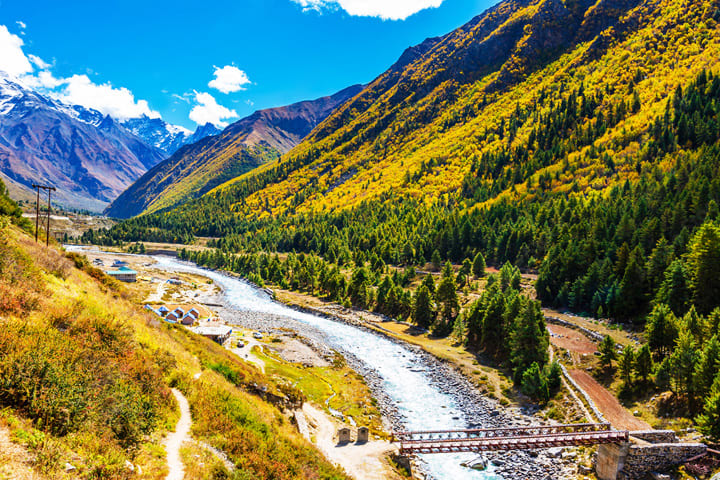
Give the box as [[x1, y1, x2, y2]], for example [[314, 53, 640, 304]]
[[33, 185, 40, 242], [30, 184, 56, 244], [46, 188, 51, 246]]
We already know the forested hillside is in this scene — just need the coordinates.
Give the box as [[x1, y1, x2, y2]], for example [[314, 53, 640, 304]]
[[78, 0, 720, 436], [89, 0, 720, 322], [104, 85, 364, 219]]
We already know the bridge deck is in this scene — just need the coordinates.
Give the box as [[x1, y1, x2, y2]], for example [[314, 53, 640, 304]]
[[396, 423, 628, 455]]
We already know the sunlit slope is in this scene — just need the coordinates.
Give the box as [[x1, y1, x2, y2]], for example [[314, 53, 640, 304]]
[[105, 85, 364, 218], [205, 0, 719, 218], [0, 184, 348, 479]]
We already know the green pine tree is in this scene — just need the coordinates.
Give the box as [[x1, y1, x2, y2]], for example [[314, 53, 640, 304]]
[[599, 335, 617, 370], [472, 252, 486, 278]]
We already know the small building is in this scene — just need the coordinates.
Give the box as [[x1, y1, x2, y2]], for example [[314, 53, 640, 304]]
[[158, 305, 170, 316], [180, 314, 196, 326], [191, 326, 232, 344], [105, 267, 137, 282], [336, 427, 351, 444], [167, 278, 183, 285], [187, 308, 200, 319], [171, 307, 185, 318], [356, 426, 369, 444], [112, 260, 128, 267], [165, 312, 179, 323]]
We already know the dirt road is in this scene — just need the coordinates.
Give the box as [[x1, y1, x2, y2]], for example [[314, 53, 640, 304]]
[[568, 370, 650, 430], [301, 403, 399, 480]]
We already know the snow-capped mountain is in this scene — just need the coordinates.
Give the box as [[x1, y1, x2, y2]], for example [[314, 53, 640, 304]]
[[121, 116, 192, 156], [0, 72, 166, 212], [121, 116, 222, 156]]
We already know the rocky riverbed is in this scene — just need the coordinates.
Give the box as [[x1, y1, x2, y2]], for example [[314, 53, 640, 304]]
[[194, 279, 579, 480]]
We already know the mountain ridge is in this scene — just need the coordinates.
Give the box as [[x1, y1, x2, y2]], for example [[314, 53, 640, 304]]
[[103, 84, 364, 218], [0, 71, 223, 211]]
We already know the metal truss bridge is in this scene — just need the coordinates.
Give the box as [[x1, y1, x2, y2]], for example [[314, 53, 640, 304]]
[[394, 422, 629, 455]]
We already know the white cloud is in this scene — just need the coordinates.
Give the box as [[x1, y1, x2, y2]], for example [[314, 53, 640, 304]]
[[16, 21, 26, 30], [28, 54, 50, 69], [0, 23, 162, 121], [189, 91, 237, 127], [54, 74, 161, 120], [0, 25, 33, 76], [291, 0, 443, 20], [208, 65, 251, 94]]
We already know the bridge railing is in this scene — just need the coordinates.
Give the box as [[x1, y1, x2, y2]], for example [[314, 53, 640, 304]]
[[398, 429, 629, 454], [394, 422, 612, 443]]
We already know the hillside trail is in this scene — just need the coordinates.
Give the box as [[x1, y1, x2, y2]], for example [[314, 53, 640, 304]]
[[166, 388, 192, 480], [0, 424, 47, 480]]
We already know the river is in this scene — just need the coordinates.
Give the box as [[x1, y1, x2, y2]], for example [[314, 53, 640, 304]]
[[68, 247, 563, 479]]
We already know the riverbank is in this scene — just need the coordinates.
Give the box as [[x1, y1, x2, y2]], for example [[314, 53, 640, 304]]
[[190, 271, 581, 479], [67, 247, 585, 479]]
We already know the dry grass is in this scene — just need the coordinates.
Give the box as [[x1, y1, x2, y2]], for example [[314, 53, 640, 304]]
[[0, 224, 350, 480]]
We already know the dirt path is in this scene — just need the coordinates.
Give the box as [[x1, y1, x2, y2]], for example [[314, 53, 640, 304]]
[[568, 370, 650, 431], [301, 404, 399, 480], [0, 425, 47, 480], [166, 389, 192, 480]]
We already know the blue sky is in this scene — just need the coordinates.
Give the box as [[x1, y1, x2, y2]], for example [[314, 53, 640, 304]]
[[0, 0, 496, 130]]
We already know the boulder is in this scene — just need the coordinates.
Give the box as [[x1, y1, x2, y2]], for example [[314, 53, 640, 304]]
[[461, 456, 488, 470]]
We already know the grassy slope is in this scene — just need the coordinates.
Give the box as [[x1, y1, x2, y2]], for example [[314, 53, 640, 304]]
[[213, 0, 718, 219], [0, 222, 349, 480]]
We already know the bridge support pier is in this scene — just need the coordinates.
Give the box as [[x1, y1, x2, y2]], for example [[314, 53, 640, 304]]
[[595, 431, 706, 480], [596, 442, 630, 480]]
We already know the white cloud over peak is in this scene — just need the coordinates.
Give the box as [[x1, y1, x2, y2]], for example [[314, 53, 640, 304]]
[[0, 25, 33, 76], [291, 0, 443, 20], [208, 65, 251, 93], [57, 75, 161, 120], [189, 91, 238, 127]]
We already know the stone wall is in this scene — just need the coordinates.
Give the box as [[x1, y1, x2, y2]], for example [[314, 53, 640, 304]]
[[618, 443, 707, 479], [628, 430, 677, 444], [596, 440, 707, 480]]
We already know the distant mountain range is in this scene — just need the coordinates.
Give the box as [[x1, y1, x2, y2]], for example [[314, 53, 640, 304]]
[[0, 72, 219, 212], [103, 84, 364, 218]]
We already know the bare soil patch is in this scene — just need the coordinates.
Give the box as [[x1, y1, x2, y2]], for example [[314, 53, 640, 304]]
[[0, 425, 47, 480], [547, 324, 598, 355]]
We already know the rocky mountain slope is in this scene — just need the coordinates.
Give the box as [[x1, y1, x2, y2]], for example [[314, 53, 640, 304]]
[[121, 115, 220, 156], [0, 72, 219, 212], [104, 84, 363, 218], [0, 73, 169, 211]]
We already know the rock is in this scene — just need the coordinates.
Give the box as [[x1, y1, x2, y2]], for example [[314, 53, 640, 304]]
[[64, 463, 76, 472], [711, 474, 720, 480], [546, 447, 564, 458], [491, 458, 504, 466], [125, 460, 135, 472], [633, 410, 641, 416], [461, 456, 488, 470], [650, 474, 672, 480], [578, 465, 593, 474]]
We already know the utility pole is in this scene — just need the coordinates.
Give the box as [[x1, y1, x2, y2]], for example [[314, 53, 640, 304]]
[[33, 185, 40, 242], [31, 184, 56, 245]]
